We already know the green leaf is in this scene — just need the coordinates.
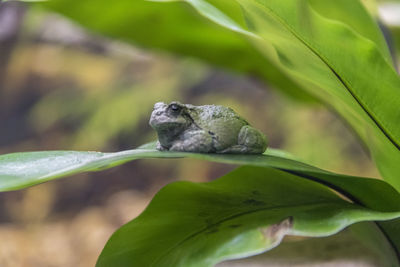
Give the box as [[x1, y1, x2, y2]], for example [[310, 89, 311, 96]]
[[0, 143, 398, 214], [307, 0, 391, 62], [96, 166, 400, 267], [2, 144, 400, 262], [1, 142, 399, 213], [153, 0, 400, 190]]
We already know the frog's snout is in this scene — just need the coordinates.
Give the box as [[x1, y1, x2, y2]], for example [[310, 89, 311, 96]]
[[149, 112, 158, 128], [153, 102, 166, 110]]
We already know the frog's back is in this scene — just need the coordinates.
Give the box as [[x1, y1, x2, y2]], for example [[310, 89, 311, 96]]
[[194, 105, 247, 125], [194, 105, 248, 149]]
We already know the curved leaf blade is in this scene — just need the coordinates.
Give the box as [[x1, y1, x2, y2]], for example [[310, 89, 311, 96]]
[[96, 166, 400, 267], [308, 0, 392, 63], [0, 144, 398, 212], [2, 144, 400, 259]]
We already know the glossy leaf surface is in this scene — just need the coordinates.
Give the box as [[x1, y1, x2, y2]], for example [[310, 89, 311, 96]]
[[0, 143, 398, 213], [2, 144, 400, 263], [97, 166, 400, 267]]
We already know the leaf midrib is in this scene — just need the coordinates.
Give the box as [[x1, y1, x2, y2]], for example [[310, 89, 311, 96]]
[[150, 201, 350, 266]]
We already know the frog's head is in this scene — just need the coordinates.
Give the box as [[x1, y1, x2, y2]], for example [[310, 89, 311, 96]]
[[149, 101, 191, 135]]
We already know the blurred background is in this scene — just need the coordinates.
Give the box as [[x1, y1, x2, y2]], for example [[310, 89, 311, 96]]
[[0, 1, 399, 266]]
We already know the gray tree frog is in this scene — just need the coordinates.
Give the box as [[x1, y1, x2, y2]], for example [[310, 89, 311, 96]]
[[149, 101, 267, 154]]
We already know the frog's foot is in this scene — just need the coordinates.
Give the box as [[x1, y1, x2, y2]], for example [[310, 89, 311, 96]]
[[222, 125, 267, 154], [170, 141, 213, 153], [219, 145, 252, 154], [156, 141, 168, 151]]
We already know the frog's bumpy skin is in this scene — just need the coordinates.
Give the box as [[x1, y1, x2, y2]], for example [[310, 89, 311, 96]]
[[149, 102, 268, 154]]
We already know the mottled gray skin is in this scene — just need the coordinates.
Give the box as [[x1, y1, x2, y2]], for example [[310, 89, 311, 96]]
[[149, 101, 267, 154]]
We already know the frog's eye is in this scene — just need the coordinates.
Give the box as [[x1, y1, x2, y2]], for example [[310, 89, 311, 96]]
[[170, 104, 181, 112]]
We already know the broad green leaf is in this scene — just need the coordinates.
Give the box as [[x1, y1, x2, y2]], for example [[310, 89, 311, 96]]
[[308, 0, 391, 62], [38, 0, 313, 102], [180, 0, 392, 61], [2, 144, 400, 260], [156, 0, 400, 190], [96, 166, 400, 267], [1, 143, 399, 214]]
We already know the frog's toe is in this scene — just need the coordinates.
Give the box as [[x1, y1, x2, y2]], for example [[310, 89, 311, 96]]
[[219, 145, 262, 154], [219, 145, 247, 154]]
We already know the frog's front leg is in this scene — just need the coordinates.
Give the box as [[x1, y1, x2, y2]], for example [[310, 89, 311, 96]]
[[221, 125, 267, 154], [169, 130, 214, 153]]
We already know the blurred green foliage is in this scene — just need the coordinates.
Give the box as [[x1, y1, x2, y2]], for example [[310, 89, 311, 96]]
[[40, 0, 315, 102]]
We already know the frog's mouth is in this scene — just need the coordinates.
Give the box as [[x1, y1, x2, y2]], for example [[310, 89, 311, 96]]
[[149, 114, 182, 128], [154, 121, 184, 129]]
